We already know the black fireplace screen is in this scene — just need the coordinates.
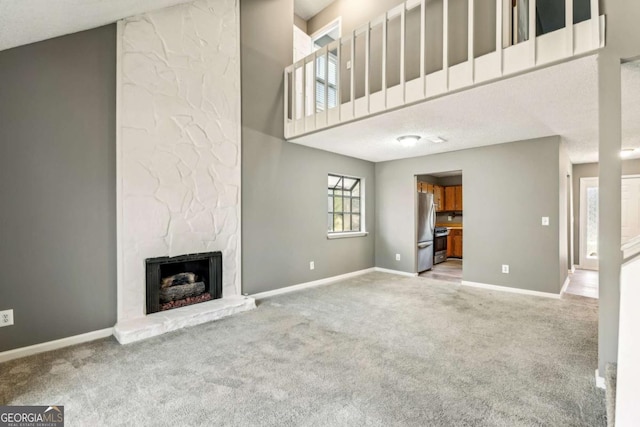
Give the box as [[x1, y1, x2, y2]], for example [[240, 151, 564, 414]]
[[145, 252, 222, 314]]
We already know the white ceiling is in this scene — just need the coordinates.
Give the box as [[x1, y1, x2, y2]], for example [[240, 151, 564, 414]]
[[0, 0, 340, 51], [0, 0, 195, 52], [290, 55, 640, 164], [294, 0, 336, 21]]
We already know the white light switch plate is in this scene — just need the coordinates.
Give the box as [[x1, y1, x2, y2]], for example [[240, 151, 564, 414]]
[[395, 254, 401, 261], [542, 217, 550, 226], [309, 261, 315, 270]]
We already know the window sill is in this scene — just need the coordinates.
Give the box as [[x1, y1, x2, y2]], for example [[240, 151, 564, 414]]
[[327, 231, 369, 240]]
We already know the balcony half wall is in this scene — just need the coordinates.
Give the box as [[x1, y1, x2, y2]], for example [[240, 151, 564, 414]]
[[284, 0, 605, 141]]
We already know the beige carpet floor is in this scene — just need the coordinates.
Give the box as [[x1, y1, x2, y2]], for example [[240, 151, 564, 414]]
[[0, 272, 605, 426]]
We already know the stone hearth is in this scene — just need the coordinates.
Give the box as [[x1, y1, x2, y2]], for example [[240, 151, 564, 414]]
[[113, 296, 254, 344]]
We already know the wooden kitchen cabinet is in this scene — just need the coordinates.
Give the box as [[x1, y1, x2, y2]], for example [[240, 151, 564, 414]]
[[434, 185, 444, 212], [417, 182, 436, 196], [448, 229, 463, 258], [444, 186, 456, 211], [453, 229, 463, 258], [443, 185, 463, 212], [418, 183, 453, 213], [454, 185, 463, 211]]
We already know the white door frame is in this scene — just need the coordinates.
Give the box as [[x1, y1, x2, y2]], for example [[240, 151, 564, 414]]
[[579, 174, 640, 271], [580, 177, 599, 270], [310, 17, 342, 47]]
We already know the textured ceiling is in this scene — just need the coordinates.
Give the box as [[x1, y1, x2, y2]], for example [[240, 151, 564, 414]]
[[0, 0, 337, 51], [294, 0, 336, 21], [290, 56, 640, 164], [0, 0, 195, 52]]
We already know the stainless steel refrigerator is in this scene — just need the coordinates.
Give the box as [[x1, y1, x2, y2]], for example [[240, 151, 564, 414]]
[[417, 192, 436, 272]]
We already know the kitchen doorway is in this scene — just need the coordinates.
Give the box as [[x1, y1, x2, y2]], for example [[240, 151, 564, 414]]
[[415, 170, 463, 282], [579, 175, 640, 271]]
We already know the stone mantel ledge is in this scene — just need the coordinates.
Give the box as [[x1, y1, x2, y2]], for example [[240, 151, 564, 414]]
[[113, 296, 256, 344]]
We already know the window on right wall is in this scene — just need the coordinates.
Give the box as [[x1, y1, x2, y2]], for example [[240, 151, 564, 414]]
[[328, 174, 363, 234]]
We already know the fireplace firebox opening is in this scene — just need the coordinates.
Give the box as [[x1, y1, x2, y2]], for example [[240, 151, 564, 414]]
[[145, 252, 222, 314]]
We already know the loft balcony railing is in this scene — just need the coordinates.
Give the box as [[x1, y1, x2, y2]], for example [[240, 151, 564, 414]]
[[284, 0, 605, 139]]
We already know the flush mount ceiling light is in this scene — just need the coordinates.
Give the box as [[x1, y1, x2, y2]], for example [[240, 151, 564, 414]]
[[396, 135, 421, 147], [620, 148, 639, 158]]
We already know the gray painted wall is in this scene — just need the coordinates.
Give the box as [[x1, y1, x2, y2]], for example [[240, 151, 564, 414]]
[[571, 159, 640, 266], [307, 0, 404, 35], [0, 25, 116, 352], [376, 137, 567, 294], [294, 14, 308, 32], [438, 175, 463, 186], [240, 0, 375, 295]]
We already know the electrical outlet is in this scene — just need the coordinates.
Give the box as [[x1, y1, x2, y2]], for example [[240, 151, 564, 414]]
[[542, 217, 550, 226], [395, 254, 401, 261], [309, 261, 315, 270], [448, 216, 453, 221], [0, 309, 14, 327], [502, 265, 509, 274]]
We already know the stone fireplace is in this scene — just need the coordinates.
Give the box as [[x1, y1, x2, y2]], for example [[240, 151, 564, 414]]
[[112, 0, 255, 344]]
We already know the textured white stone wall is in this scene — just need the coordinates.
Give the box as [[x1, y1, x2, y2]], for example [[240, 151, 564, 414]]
[[117, 0, 240, 321]]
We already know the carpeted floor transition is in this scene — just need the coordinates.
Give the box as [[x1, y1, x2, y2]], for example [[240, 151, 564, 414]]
[[0, 272, 605, 426]]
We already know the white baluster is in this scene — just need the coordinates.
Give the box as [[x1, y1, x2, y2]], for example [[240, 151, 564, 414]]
[[589, 0, 600, 47], [566, 0, 574, 56], [400, 5, 406, 102], [496, 0, 503, 76], [468, 0, 475, 80], [443, 0, 449, 89], [529, 0, 536, 63], [365, 22, 371, 113]]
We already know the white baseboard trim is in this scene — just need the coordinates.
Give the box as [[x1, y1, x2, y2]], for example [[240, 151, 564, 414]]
[[373, 267, 418, 277], [595, 369, 607, 390], [560, 276, 571, 295], [250, 268, 375, 300], [461, 281, 561, 299], [0, 328, 114, 364]]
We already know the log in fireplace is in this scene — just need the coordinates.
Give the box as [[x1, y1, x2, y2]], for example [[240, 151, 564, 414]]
[[145, 252, 222, 314]]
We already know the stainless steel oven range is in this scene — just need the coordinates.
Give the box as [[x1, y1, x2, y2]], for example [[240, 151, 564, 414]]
[[434, 227, 449, 265]]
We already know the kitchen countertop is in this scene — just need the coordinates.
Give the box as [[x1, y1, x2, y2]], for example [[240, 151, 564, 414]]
[[437, 223, 462, 230]]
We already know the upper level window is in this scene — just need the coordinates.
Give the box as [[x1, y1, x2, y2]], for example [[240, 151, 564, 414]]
[[315, 53, 338, 112], [328, 174, 363, 235], [312, 18, 340, 113]]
